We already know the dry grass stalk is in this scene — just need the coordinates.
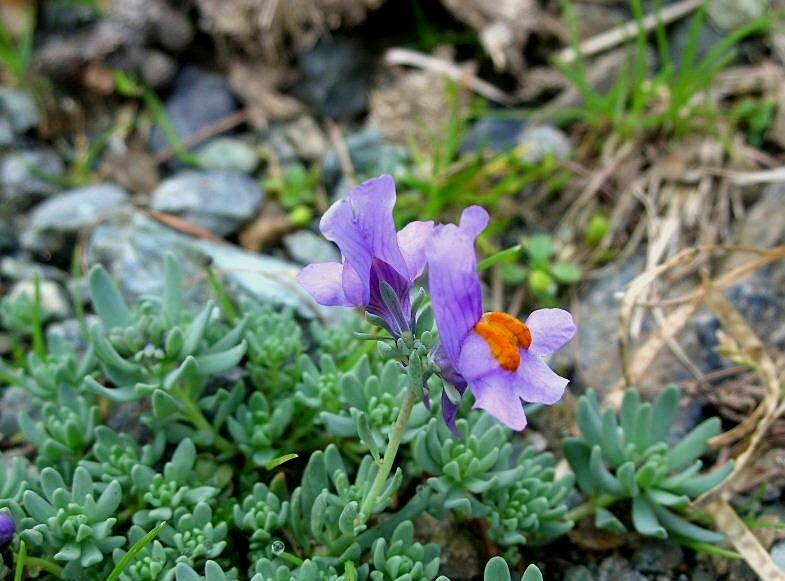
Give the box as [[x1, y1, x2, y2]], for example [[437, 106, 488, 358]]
[[704, 497, 785, 581]]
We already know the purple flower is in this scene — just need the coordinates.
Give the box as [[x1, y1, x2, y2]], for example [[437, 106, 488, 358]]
[[297, 175, 434, 337], [426, 206, 576, 432], [0, 511, 14, 544]]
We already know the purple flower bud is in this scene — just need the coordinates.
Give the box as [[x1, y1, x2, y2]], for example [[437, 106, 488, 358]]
[[0, 511, 15, 544]]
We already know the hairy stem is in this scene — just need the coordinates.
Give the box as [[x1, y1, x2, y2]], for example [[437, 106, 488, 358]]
[[359, 387, 417, 519]]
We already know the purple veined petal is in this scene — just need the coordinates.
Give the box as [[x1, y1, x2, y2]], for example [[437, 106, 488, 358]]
[[459, 205, 490, 238], [426, 224, 484, 365], [319, 175, 408, 305], [341, 260, 366, 306], [397, 220, 434, 280], [297, 262, 351, 307], [514, 350, 569, 405], [525, 308, 576, 356], [470, 373, 528, 431]]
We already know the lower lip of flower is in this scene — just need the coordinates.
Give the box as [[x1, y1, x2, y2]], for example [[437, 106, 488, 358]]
[[473, 312, 532, 372]]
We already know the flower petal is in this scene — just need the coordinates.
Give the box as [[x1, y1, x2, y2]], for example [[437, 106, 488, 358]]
[[525, 308, 576, 356], [456, 331, 499, 382], [319, 175, 407, 305], [470, 374, 528, 430], [397, 220, 434, 280], [297, 262, 350, 306], [514, 350, 569, 405], [459, 206, 490, 239], [426, 224, 484, 365]]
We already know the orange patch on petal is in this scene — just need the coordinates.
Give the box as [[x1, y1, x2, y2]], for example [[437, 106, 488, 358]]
[[474, 312, 532, 372]]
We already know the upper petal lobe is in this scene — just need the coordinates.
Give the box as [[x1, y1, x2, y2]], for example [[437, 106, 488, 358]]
[[525, 308, 576, 356], [397, 220, 434, 280]]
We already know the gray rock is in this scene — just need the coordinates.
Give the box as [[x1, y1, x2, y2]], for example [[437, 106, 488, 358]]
[[150, 170, 264, 236], [597, 554, 648, 581], [632, 542, 684, 574], [282, 116, 328, 161], [8, 279, 71, 320], [21, 183, 129, 253], [149, 65, 238, 153], [195, 138, 258, 173], [771, 539, 785, 571], [573, 253, 645, 391], [0, 387, 34, 441], [0, 219, 14, 252], [295, 38, 374, 121], [0, 88, 39, 146], [0, 257, 68, 282], [668, 18, 733, 71], [322, 127, 408, 190], [461, 117, 526, 153], [708, 0, 766, 31], [46, 316, 98, 353], [284, 230, 339, 265], [0, 148, 64, 205], [86, 210, 319, 317], [517, 125, 572, 163], [564, 566, 594, 581]]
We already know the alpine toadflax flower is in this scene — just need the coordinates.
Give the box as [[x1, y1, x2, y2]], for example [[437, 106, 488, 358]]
[[427, 206, 576, 432], [0, 511, 14, 544], [297, 175, 433, 337]]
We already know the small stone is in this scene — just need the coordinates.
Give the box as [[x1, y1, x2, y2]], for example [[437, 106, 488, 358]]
[[597, 554, 648, 581], [0, 257, 67, 282], [0, 148, 64, 205], [0, 88, 39, 146], [149, 65, 238, 153], [21, 183, 129, 253], [322, 127, 408, 190], [283, 116, 328, 161], [564, 566, 593, 581], [295, 37, 374, 121], [771, 539, 785, 571], [708, 0, 766, 31], [150, 170, 264, 236], [632, 541, 684, 574], [7, 279, 71, 320], [517, 125, 572, 163], [461, 117, 526, 153], [195, 138, 259, 173], [0, 387, 34, 440], [46, 316, 98, 353], [283, 230, 339, 265]]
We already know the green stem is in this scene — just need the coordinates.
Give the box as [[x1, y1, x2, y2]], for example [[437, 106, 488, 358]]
[[564, 493, 617, 522], [206, 266, 238, 323], [478, 244, 522, 271], [359, 387, 417, 519], [15, 555, 64, 577], [31, 274, 46, 360]]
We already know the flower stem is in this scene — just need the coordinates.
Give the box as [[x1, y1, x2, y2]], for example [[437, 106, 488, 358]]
[[359, 387, 417, 520], [564, 493, 617, 522], [478, 244, 522, 271]]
